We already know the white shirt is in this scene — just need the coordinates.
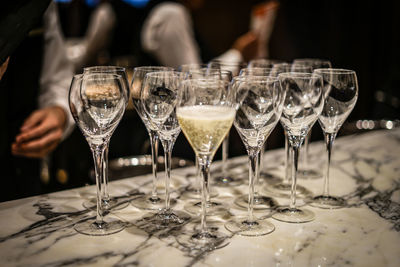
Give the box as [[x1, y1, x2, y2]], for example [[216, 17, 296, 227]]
[[141, 2, 242, 69], [39, 3, 74, 138]]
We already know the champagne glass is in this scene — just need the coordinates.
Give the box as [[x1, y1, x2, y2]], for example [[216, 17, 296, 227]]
[[69, 73, 127, 235], [311, 68, 358, 208], [272, 72, 323, 223], [176, 77, 235, 250], [262, 63, 312, 198], [293, 59, 332, 179], [208, 60, 246, 187], [130, 66, 174, 210], [141, 71, 190, 226], [225, 76, 283, 236], [234, 66, 279, 211], [81, 66, 130, 211]]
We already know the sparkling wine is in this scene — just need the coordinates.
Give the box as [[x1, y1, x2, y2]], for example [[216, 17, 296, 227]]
[[177, 105, 235, 156]]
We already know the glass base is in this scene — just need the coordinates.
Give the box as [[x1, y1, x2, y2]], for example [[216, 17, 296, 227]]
[[74, 218, 125, 236], [225, 217, 275, 236], [184, 200, 228, 216], [131, 195, 175, 210], [142, 209, 191, 228], [83, 197, 129, 211], [298, 167, 323, 179], [212, 175, 243, 187], [272, 207, 315, 223], [234, 194, 277, 210], [263, 182, 312, 198], [180, 187, 218, 200], [176, 228, 230, 251], [310, 195, 347, 209]]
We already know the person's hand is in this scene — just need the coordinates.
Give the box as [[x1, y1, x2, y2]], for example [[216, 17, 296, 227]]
[[11, 106, 67, 158], [0, 57, 10, 80], [232, 31, 259, 62]]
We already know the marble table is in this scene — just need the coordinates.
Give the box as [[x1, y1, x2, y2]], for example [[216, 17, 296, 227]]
[[1, 129, 399, 267]]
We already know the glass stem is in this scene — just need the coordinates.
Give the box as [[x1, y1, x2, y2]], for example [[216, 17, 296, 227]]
[[248, 151, 258, 222], [102, 145, 110, 202], [198, 154, 212, 234], [323, 132, 336, 196], [222, 133, 229, 178], [302, 130, 312, 168], [284, 131, 291, 184], [91, 145, 106, 226], [149, 130, 159, 200], [289, 144, 300, 210], [161, 140, 173, 211]]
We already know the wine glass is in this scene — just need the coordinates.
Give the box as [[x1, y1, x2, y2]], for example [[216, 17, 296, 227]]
[[233, 66, 279, 211], [272, 72, 323, 223], [81, 66, 130, 211], [293, 59, 332, 179], [176, 77, 235, 250], [262, 63, 313, 198], [130, 66, 174, 210], [225, 76, 283, 236], [311, 68, 358, 208], [208, 60, 246, 187], [69, 73, 127, 235], [141, 71, 191, 226]]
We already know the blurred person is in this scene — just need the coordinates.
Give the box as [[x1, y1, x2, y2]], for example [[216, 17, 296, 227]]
[[0, 1, 74, 201], [140, 0, 262, 68]]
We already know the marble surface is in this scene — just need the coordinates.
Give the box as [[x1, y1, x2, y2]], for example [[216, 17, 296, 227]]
[[1, 129, 400, 267]]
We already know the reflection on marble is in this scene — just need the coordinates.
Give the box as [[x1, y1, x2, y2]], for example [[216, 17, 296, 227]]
[[0, 129, 400, 266]]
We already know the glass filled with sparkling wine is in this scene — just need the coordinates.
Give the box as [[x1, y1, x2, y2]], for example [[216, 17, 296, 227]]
[[176, 77, 235, 250]]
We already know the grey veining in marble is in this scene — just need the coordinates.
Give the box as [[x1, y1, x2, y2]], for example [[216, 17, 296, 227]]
[[0, 129, 400, 267]]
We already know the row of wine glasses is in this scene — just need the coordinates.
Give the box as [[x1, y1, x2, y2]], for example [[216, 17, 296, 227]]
[[68, 63, 358, 250]]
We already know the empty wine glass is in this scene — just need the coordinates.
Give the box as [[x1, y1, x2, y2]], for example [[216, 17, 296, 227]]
[[225, 76, 283, 236], [262, 64, 312, 198], [234, 66, 279, 211], [311, 68, 358, 209], [141, 71, 190, 226], [69, 73, 127, 235], [176, 77, 235, 250], [208, 60, 246, 187], [293, 59, 332, 179], [272, 72, 323, 223], [81, 66, 130, 211], [130, 66, 173, 210]]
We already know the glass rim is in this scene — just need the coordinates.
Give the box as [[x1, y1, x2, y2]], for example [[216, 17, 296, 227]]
[[83, 65, 126, 72], [233, 75, 278, 83], [82, 72, 123, 80], [278, 72, 322, 79], [314, 68, 356, 75], [144, 70, 180, 78], [134, 66, 173, 72]]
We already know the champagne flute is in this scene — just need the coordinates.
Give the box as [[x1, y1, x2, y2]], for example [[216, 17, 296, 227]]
[[272, 72, 323, 223], [311, 68, 358, 208], [69, 73, 127, 235], [225, 76, 283, 236], [293, 58, 332, 179], [130, 66, 173, 210], [176, 77, 235, 250], [81, 66, 130, 211], [141, 71, 190, 226]]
